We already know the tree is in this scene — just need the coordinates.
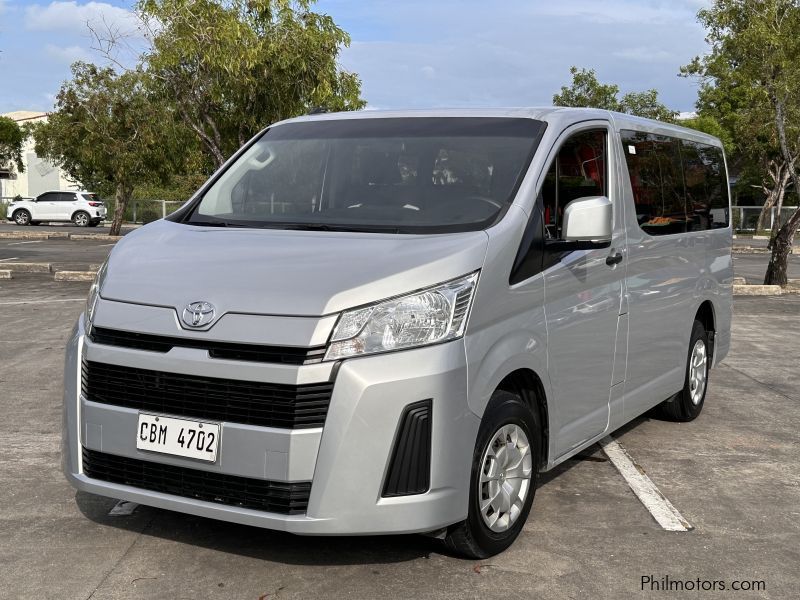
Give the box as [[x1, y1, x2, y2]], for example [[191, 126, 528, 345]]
[[0, 116, 24, 174], [553, 67, 678, 121], [129, 0, 365, 169], [30, 63, 191, 235], [684, 0, 800, 286]]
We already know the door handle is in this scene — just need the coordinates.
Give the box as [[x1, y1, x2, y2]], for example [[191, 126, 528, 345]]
[[606, 251, 623, 266]]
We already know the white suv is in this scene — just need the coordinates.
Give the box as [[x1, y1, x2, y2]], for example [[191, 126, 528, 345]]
[[6, 191, 107, 227]]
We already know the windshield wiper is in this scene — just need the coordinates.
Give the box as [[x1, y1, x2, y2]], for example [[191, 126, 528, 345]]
[[278, 223, 401, 233], [187, 220, 247, 228]]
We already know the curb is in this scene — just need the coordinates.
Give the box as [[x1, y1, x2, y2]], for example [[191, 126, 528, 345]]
[[0, 269, 11, 279], [0, 231, 122, 241], [54, 270, 97, 282], [69, 234, 123, 241], [733, 284, 783, 296], [3, 262, 52, 273]]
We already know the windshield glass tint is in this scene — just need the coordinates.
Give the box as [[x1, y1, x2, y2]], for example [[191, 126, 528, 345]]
[[186, 117, 545, 233]]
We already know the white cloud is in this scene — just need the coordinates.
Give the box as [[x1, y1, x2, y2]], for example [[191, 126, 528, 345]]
[[44, 43, 91, 64], [420, 65, 436, 80], [26, 1, 140, 36]]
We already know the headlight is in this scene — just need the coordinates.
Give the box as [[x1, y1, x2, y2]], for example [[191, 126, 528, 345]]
[[85, 260, 108, 334], [325, 271, 479, 361]]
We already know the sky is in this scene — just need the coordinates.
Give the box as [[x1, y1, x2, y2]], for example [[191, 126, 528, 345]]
[[0, 0, 711, 115]]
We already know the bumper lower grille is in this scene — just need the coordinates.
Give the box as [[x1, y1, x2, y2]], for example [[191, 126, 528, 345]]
[[82, 448, 311, 514], [382, 399, 432, 497], [82, 360, 332, 429]]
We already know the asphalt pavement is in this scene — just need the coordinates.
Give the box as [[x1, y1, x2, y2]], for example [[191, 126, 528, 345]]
[[0, 275, 797, 599]]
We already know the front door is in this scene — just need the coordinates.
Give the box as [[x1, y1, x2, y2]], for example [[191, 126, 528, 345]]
[[32, 192, 60, 220], [540, 124, 627, 456]]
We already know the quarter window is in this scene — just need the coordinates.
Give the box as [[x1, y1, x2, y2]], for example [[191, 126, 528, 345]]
[[621, 130, 729, 235]]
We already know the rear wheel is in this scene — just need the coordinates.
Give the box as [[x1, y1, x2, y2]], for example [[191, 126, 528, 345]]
[[72, 211, 90, 227], [658, 319, 709, 422], [13, 209, 31, 226], [442, 389, 540, 558]]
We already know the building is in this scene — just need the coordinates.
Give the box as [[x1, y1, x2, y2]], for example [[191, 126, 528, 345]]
[[0, 111, 76, 200]]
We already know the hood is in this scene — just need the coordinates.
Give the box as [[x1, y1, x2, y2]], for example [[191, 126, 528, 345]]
[[101, 220, 488, 317]]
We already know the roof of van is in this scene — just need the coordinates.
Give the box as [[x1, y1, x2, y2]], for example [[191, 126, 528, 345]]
[[276, 106, 723, 147]]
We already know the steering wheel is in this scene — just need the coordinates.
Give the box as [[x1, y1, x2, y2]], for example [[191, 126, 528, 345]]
[[463, 195, 503, 210]]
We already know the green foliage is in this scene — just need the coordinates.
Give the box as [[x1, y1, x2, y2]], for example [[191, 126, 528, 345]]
[[553, 67, 677, 122], [679, 115, 734, 155], [31, 63, 194, 234], [552, 67, 621, 111], [0, 116, 25, 173], [132, 173, 209, 203], [138, 0, 365, 168], [684, 0, 800, 285]]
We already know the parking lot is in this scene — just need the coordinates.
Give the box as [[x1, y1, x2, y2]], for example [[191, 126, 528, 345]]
[[1, 246, 799, 599]]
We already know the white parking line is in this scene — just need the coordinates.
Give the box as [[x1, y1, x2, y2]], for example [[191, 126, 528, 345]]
[[98, 243, 116, 247], [0, 298, 85, 305], [108, 500, 139, 516], [0, 257, 20, 262], [600, 435, 693, 532], [7, 240, 43, 245]]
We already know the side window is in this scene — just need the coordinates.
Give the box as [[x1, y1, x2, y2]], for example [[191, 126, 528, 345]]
[[541, 129, 607, 240], [621, 130, 729, 235], [681, 140, 730, 230], [37, 192, 57, 202], [58, 192, 76, 202], [620, 131, 686, 235]]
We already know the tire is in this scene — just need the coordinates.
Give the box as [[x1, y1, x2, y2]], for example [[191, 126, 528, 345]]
[[442, 389, 540, 559], [12, 209, 31, 226], [72, 211, 90, 227], [658, 319, 709, 422]]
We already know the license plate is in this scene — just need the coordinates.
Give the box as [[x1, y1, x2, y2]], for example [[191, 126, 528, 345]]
[[136, 413, 220, 462]]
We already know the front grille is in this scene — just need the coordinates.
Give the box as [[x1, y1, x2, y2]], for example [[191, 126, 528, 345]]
[[82, 448, 311, 514], [89, 327, 327, 365], [82, 361, 332, 429]]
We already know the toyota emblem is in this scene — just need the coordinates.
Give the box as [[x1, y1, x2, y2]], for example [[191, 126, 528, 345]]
[[182, 301, 216, 328]]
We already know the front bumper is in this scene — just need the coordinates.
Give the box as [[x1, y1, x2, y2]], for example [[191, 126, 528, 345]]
[[62, 311, 478, 535]]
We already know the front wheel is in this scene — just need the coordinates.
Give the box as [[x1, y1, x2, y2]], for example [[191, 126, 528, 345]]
[[442, 389, 540, 558], [72, 211, 90, 227], [658, 319, 709, 421], [13, 209, 31, 226]]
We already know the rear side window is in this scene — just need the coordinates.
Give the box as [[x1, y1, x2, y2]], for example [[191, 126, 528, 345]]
[[621, 130, 729, 235], [58, 193, 76, 202]]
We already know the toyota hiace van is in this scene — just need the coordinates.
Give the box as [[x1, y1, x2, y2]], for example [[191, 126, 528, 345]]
[[63, 108, 732, 558]]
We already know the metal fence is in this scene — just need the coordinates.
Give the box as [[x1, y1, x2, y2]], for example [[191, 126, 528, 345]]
[[734, 205, 799, 232]]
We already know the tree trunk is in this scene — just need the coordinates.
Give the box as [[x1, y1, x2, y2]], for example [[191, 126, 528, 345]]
[[756, 190, 776, 234], [110, 181, 132, 237], [764, 92, 800, 285], [764, 209, 800, 286]]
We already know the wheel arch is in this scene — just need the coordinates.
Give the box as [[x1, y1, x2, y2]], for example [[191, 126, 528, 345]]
[[695, 299, 716, 361], [494, 368, 550, 470], [71, 209, 90, 220]]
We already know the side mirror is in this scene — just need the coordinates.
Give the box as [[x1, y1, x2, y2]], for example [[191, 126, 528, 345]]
[[562, 196, 612, 242]]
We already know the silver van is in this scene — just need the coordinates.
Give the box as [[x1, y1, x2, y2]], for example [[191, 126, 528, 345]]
[[63, 108, 732, 558]]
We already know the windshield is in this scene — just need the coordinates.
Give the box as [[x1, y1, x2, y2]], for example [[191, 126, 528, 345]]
[[183, 117, 545, 233]]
